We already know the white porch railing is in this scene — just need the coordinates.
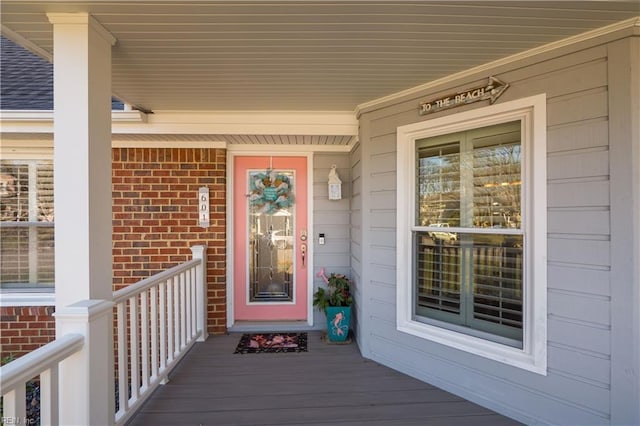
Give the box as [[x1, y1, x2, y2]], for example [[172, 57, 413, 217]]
[[0, 333, 84, 425], [0, 245, 208, 426], [113, 245, 208, 425]]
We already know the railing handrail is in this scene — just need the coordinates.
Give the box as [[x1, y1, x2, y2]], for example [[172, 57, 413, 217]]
[[0, 333, 84, 392], [113, 258, 200, 303]]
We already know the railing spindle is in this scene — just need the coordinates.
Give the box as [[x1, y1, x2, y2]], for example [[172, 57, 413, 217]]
[[186, 268, 193, 340], [167, 277, 175, 362], [2, 387, 26, 423], [141, 289, 150, 391], [173, 275, 180, 357], [159, 280, 167, 373], [117, 301, 128, 415], [130, 295, 140, 403], [40, 366, 59, 425], [180, 271, 187, 350], [150, 285, 159, 381], [192, 268, 197, 339]]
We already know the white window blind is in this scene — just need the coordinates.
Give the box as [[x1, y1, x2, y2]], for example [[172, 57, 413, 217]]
[[0, 160, 54, 287]]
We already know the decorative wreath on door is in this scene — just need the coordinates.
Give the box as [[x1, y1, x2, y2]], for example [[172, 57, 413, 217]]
[[248, 170, 294, 214]]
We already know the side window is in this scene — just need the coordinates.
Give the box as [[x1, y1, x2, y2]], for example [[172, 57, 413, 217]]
[[415, 121, 523, 347], [0, 160, 55, 288], [397, 94, 547, 374]]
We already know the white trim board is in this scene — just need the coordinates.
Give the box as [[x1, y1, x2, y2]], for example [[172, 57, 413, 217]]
[[0, 291, 55, 307], [1, 110, 358, 137]]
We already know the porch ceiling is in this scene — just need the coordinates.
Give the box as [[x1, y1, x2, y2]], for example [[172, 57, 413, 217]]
[[1, 1, 638, 114]]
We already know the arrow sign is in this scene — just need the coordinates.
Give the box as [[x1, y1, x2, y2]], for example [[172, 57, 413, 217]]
[[419, 76, 509, 116]]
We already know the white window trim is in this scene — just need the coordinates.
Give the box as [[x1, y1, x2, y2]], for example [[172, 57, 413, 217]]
[[396, 94, 547, 375], [0, 289, 55, 307]]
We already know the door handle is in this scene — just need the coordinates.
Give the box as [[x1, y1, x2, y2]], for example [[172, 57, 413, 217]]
[[300, 243, 307, 268]]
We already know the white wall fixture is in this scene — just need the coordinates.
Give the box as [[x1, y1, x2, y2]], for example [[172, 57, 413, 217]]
[[199, 187, 210, 227], [328, 165, 342, 200]]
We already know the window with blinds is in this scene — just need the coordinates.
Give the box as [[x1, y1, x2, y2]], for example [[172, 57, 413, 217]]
[[0, 160, 55, 288], [414, 120, 523, 347]]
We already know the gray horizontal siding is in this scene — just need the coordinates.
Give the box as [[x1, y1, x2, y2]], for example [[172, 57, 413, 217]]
[[312, 153, 351, 329], [356, 38, 625, 424]]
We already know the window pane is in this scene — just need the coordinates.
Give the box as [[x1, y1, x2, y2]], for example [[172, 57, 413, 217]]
[[1, 160, 55, 288], [416, 231, 462, 318], [0, 224, 54, 287], [414, 232, 523, 346], [248, 171, 294, 302], [37, 163, 54, 222], [0, 163, 28, 221], [37, 226, 55, 283], [470, 233, 523, 344], [416, 143, 460, 227], [0, 227, 30, 282], [472, 127, 521, 229], [416, 121, 521, 230]]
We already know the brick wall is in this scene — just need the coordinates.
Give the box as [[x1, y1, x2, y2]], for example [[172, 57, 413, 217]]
[[112, 147, 227, 334], [0, 306, 55, 360], [0, 147, 226, 361]]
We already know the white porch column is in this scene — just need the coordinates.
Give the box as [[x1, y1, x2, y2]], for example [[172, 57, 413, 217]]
[[48, 12, 116, 426], [48, 13, 115, 309]]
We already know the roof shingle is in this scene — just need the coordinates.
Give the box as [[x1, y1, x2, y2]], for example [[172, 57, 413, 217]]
[[1, 36, 123, 110]]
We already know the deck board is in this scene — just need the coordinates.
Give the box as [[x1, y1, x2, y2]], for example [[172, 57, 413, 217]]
[[128, 332, 521, 426]]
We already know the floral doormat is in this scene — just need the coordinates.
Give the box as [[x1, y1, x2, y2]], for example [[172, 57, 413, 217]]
[[233, 332, 308, 354]]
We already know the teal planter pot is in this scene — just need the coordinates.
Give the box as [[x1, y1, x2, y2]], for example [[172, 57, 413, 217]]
[[325, 306, 351, 342]]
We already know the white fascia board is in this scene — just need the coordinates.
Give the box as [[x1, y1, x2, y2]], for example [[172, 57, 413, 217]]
[[112, 140, 227, 149], [0, 112, 53, 134], [0, 109, 53, 120], [113, 110, 358, 136], [1, 25, 53, 62], [1, 110, 147, 133], [112, 110, 148, 122], [228, 144, 351, 153]]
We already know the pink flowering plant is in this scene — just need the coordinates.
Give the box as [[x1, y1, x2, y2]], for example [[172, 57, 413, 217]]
[[313, 268, 353, 312]]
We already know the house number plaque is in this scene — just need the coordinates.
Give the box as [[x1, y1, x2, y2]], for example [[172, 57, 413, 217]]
[[199, 187, 210, 228]]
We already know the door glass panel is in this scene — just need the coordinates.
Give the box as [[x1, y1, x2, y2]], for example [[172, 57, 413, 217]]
[[248, 171, 294, 302]]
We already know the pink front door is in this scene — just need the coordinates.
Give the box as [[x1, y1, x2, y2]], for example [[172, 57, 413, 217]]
[[233, 156, 308, 321]]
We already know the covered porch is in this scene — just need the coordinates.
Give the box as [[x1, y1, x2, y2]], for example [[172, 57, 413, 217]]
[[2, 253, 517, 425], [128, 331, 519, 426], [1, 2, 639, 425]]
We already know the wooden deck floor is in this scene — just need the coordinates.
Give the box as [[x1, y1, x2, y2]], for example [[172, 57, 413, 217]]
[[128, 332, 521, 426]]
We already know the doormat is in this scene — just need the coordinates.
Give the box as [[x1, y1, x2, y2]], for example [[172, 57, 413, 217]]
[[233, 332, 307, 354]]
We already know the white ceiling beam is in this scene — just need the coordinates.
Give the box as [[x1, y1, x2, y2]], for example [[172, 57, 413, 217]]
[[1, 110, 357, 136]]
